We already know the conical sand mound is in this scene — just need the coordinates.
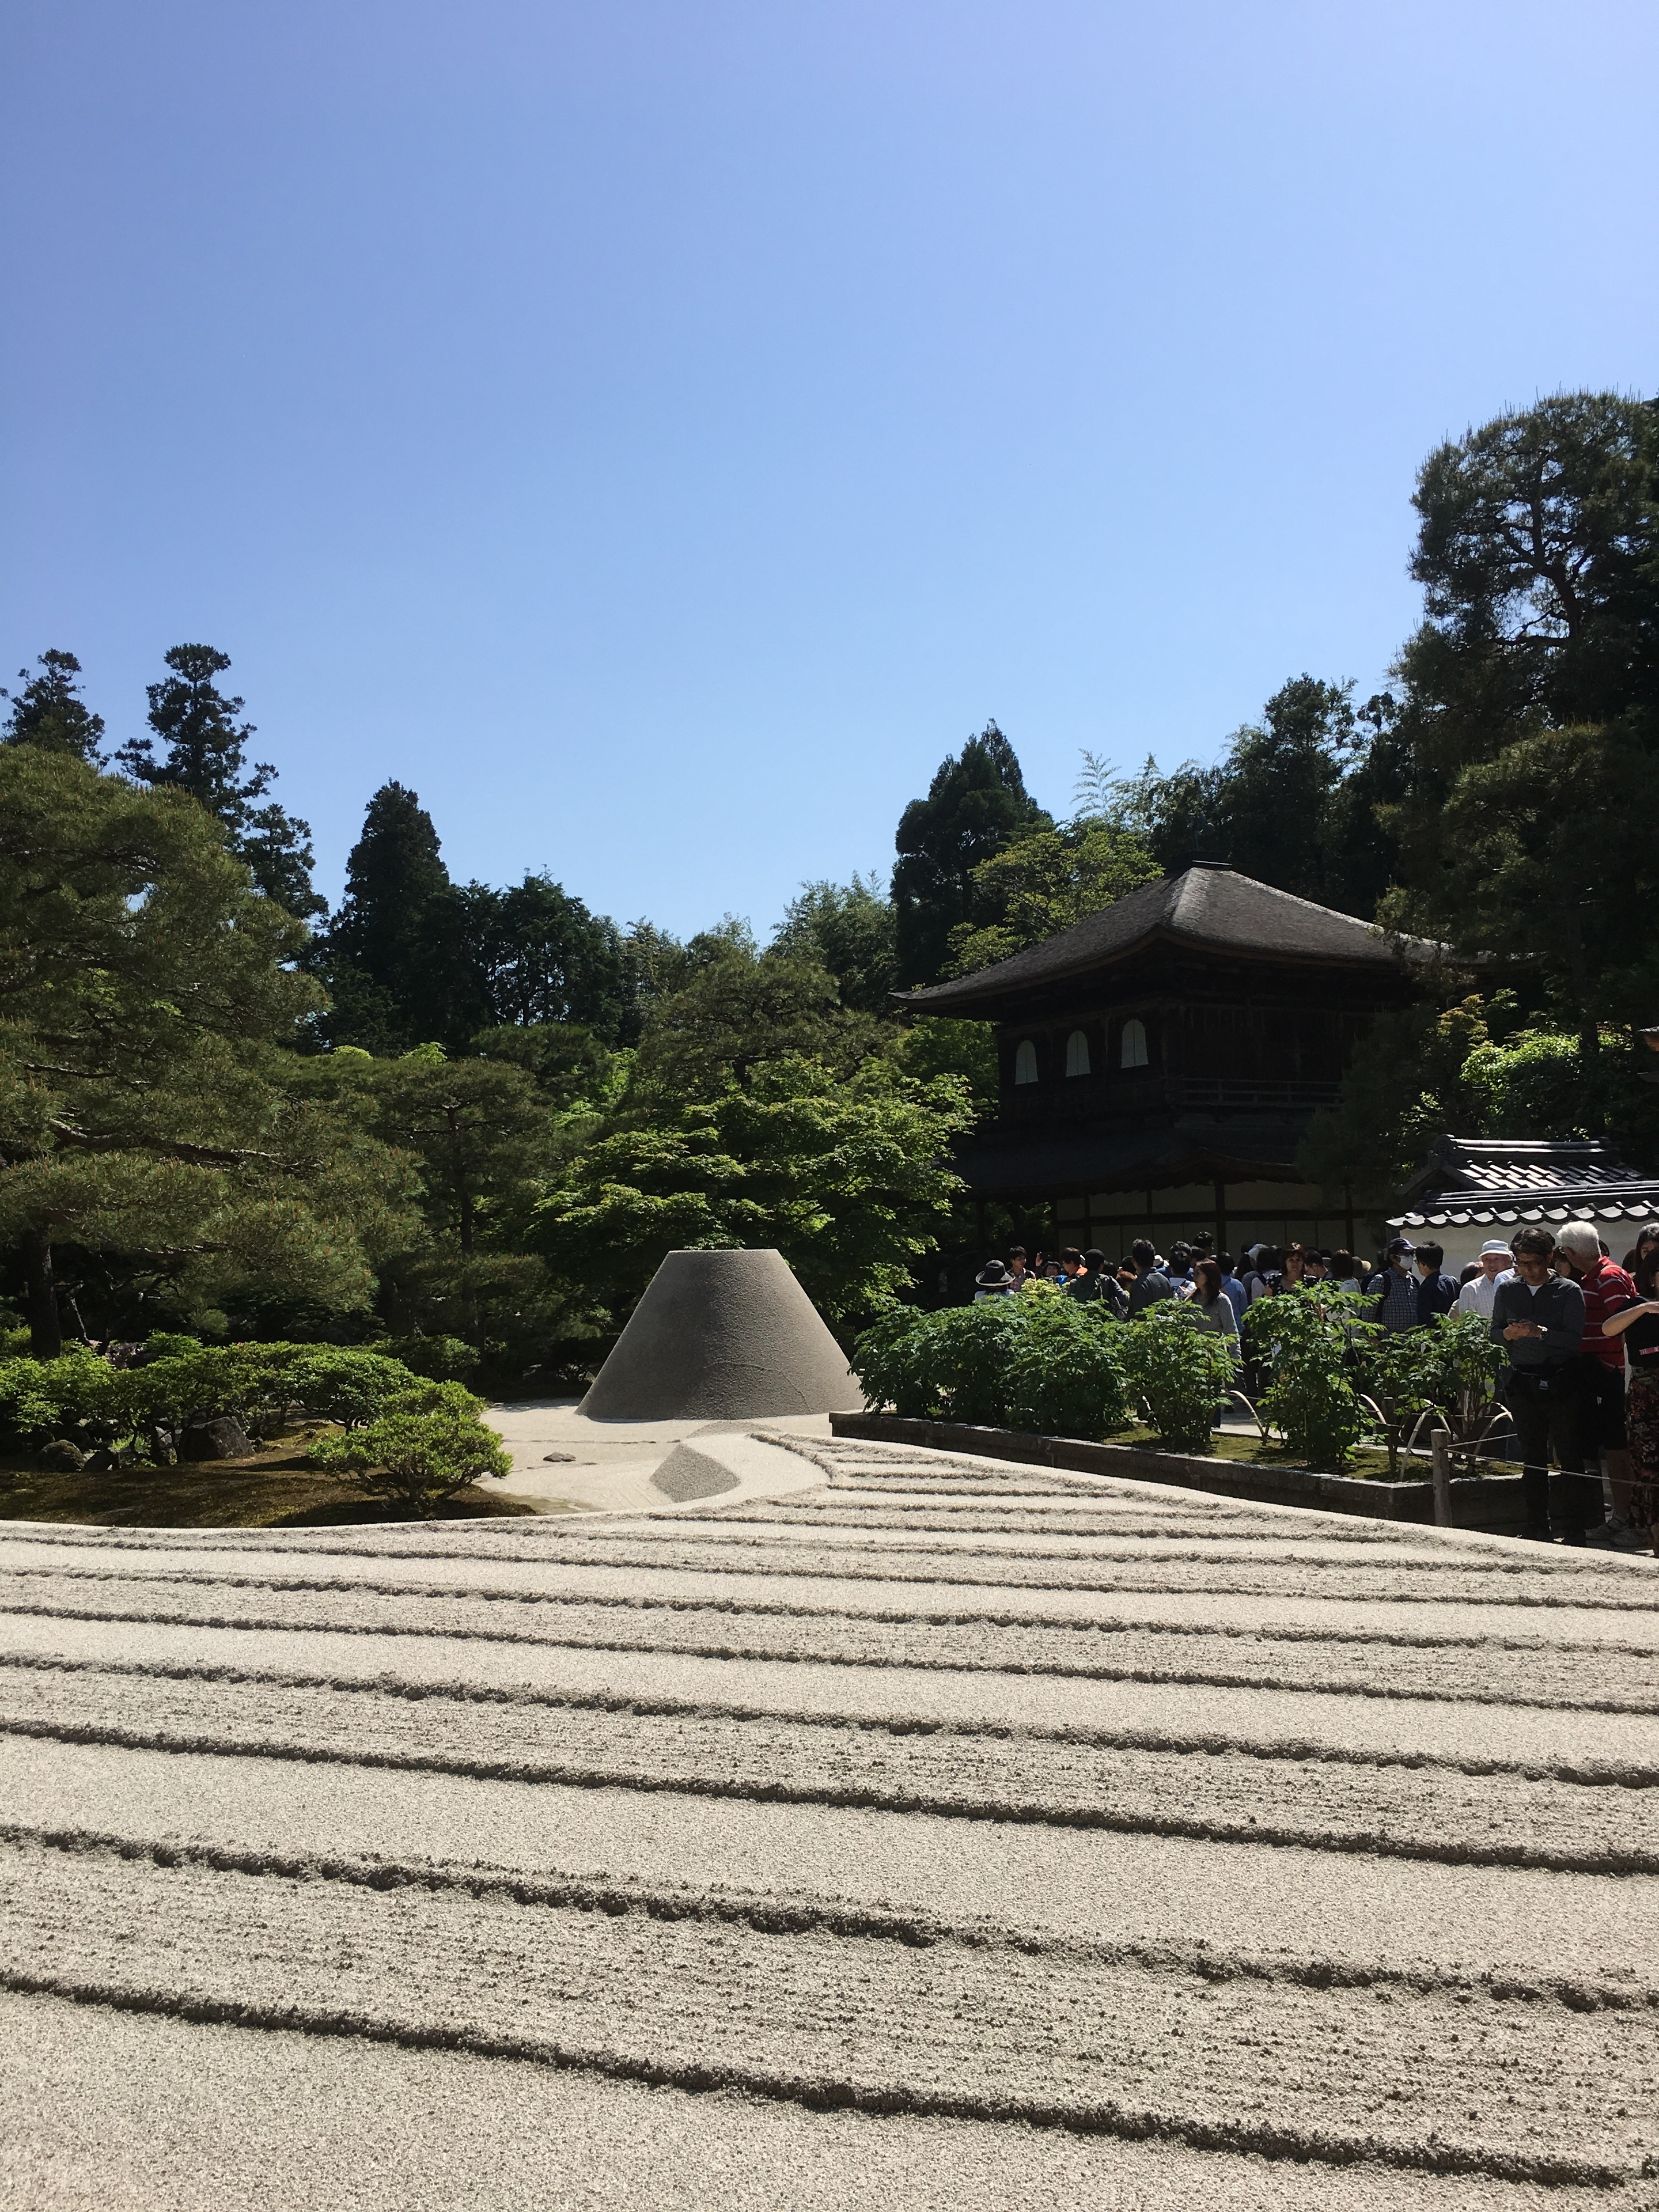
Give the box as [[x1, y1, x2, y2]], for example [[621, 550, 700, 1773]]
[[581, 1248, 862, 1420]]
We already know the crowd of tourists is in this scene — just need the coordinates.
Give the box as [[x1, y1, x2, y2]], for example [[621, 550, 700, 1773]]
[[971, 1222, 1659, 1554]]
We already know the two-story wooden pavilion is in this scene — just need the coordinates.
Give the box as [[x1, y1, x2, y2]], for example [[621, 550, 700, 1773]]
[[896, 861, 1440, 1260]]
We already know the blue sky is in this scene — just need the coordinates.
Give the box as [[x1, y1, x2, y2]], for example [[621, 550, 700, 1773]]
[[5, 0, 1656, 937]]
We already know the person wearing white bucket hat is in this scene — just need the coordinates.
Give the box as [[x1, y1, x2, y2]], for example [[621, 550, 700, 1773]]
[[1457, 1238, 1515, 1322]]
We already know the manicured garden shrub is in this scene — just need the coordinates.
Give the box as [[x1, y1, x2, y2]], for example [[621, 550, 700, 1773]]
[[853, 1292, 1130, 1440], [374, 1334, 480, 1383], [1354, 1327, 1444, 1476], [307, 1379, 512, 1514], [1115, 1304, 1238, 1453], [1241, 1285, 1368, 1469]]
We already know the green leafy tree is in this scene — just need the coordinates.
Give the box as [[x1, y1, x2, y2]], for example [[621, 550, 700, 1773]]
[[113, 644, 323, 918], [0, 750, 410, 1357], [771, 875, 898, 1014], [363, 1049, 575, 1361], [941, 817, 1160, 978], [2, 650, 106, 764], [1399, 393, 1659, 780], [474, 873, 628, 1036], [1089, 677, 1400, 916], [892, 722, 1051, 987], [1380, 726, 1659, 1051], [535, 1053, 974, 1330], [630, 941, 851, 1096], [1381, 395, 1659, 1053]]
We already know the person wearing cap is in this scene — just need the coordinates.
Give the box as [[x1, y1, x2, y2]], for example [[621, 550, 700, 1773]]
[[973, 1260, 1015, 1302], [1457, 1240, 1515, 1321], [1065, 1246, 1127, 1316], [1367, 1237, 1420, 1332], [1490, 1226, 1588, 1541]]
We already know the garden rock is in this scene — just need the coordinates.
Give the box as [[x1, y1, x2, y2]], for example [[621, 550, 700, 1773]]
[[178, 1416, 253, 1461], [37, 1439, 85, 1472]]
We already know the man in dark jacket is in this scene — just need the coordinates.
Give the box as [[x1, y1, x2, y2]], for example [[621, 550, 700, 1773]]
[[1491, 1227, 1589, 1541], [1412, 1240, 1461, 1324], [1126, 1238, 1173, 1318], [1065, 1246, 1127, 1316], [1368, 1238, 1419, 1331]]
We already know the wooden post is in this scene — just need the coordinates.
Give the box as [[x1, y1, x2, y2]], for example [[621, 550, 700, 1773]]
[[1430, 1427, 1453, 1528]]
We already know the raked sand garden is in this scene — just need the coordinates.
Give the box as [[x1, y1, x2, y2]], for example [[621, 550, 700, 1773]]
[[2, 1427, 1658, 2209]]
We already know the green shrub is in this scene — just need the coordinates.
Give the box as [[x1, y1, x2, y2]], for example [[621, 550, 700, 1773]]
[[853, 1291, 1130, 1438], [1423, 1309, 1507, 1449], [140, 1332, 202, 1361], [308, 1380, 512, 1514], [1355, 1327, 1444, 1477], [375, 1334, 480, 1383], [1116, 1304, 1237, 1453], [0, 1350, 120, 1449], [0, 1340, 427, 1463], [258, 1345, 421, 1429], [1242, 1286, 1368, 1470]]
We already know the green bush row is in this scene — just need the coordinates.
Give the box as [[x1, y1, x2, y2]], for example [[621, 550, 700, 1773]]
[[0, 1340, 509, 1515], [853, 1286, 1508, 1472]]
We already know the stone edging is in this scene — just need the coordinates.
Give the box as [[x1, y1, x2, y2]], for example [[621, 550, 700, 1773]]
[[829, 1411, 1529, 1531]]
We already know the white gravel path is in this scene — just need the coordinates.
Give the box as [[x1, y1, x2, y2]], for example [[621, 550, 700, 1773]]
[[3, 1434, 1657, 2207]]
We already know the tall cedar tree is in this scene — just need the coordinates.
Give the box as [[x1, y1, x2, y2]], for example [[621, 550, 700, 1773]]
[[320, 782, 465, 1054], [892, 723, 1051, 987], [2, 650, 107, 764], [114, 644, 324, 918]]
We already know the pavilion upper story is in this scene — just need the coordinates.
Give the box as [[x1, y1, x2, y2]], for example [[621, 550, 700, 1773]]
[[895, 861, 1444, 1256]]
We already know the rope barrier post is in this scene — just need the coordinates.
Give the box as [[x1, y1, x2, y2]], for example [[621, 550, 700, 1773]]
[[1430, 1427, 1453, 1528]]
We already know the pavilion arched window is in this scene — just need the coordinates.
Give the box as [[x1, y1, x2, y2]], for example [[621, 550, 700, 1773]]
[[1013, 1039, 1039, 1085], [1065, 1029, 1092, 1077], [1119, 1018, 1149, 1069]]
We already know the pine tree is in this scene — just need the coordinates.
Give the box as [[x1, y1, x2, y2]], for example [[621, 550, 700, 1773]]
[[115, 644, 323, 917], [1, 650, 106, 764]]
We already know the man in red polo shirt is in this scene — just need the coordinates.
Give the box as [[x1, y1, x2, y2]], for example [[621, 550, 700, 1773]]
[[1553, 1219, 1641, 1546]]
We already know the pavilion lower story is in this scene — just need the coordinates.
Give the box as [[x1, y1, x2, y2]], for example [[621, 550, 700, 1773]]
[[955, 1116, 1386, 1264]]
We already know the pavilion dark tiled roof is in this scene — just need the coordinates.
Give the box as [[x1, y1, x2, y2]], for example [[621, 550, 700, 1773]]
[[895, 862, 1444, 1013]]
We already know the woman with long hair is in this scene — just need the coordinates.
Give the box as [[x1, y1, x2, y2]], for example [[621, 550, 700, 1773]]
[[1188, 1257, 1239, 1347]]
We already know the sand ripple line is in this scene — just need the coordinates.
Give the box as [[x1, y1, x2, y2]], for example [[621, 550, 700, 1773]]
[[9, 1652, 1656, 1786], [5, 1674, 1655, 1872], [13, 1821, 1654, 2010], [10, 1544, 1650, 1610], [6, 1587, 1654, 1712], [2, 1837, 1652, 2184]]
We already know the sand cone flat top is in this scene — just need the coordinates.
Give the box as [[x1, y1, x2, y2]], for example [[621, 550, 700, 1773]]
[[580, 1248, 862, 1420]]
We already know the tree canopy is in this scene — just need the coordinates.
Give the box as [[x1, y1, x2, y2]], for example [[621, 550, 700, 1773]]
[[2, 650, 106, 764], [113, 644, 323, 918], [892, 722, 1051, 987], [0, 749, 411, 1355]]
